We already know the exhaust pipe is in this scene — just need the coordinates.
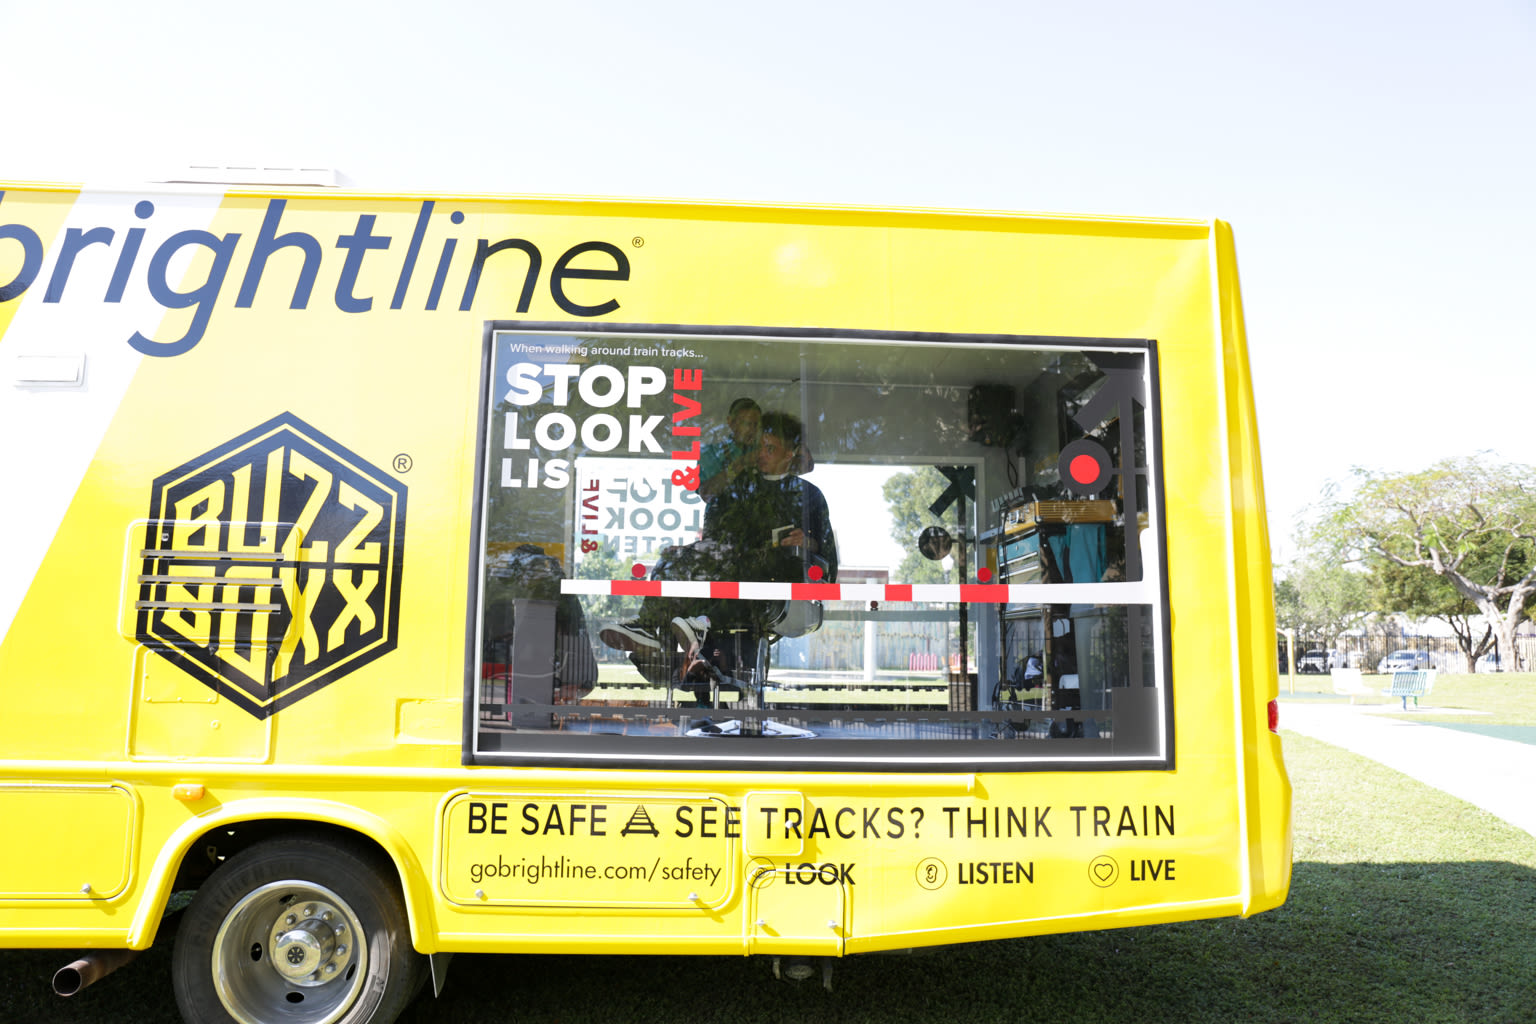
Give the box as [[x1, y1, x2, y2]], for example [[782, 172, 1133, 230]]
[[52, 949, 140, 996]]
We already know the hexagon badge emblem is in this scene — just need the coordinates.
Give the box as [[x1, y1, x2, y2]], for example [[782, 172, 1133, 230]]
[[135, 413, 407, 718]]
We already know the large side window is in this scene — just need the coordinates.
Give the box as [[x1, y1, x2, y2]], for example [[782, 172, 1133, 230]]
[[469, 328, 1167, 769]]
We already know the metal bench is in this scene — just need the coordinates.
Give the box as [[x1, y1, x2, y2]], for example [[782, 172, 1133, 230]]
[[1383, 669, 1436, 710]]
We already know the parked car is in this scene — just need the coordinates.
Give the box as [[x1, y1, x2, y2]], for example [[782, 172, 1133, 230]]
[[1378, 649, 1432, 673], [1297, 649, 1344, 673]]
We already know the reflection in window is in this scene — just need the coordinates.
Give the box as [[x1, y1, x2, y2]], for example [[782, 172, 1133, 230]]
[[470, 330, 1166, 768]]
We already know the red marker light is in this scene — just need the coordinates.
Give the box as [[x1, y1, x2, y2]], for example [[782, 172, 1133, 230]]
[[1057, 439, 1113, 496], [977, 567, 993, 583], [631, 563, 647, 579]]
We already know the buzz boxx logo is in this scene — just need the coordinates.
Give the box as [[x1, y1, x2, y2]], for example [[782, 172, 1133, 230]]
[[136, 413, 407, 718]]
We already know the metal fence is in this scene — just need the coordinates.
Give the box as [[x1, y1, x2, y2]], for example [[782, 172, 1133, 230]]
[[774, 613, 969, 673], [589, 605, 969, 674], [1280, 629, 1536, 673]]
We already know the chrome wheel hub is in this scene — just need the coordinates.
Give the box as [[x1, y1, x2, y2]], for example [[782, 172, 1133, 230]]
[[212, 881, 368, 1024], [269, 899, 354, 984]]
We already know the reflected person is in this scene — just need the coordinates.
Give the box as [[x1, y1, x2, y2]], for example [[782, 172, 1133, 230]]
[[600, 410, 837, 655], [697, 396, 761, 500]]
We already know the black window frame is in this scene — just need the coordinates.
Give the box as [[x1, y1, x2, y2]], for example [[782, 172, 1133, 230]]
[[461, 322, 1174, 773]]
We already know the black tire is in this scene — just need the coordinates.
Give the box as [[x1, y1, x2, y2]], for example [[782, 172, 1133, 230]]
[[171, 835, 426, 1024]]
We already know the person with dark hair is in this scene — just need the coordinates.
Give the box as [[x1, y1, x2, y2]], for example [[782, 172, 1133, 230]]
[[702, 411, 835, 581], [696, 396, 761, 499], [600, 410, 837, 657]]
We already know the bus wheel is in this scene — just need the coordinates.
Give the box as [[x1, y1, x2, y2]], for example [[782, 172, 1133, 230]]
[[172, 836, 425, 1024]]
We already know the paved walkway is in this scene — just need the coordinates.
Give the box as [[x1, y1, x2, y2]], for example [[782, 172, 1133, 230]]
[[1279, 700, 1536, 838]]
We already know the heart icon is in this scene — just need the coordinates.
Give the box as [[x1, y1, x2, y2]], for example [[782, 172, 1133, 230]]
[[1088, 856, 1118, 887]]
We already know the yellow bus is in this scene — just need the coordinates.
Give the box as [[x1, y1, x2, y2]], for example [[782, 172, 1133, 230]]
[[0, 181, 1289, 1024]]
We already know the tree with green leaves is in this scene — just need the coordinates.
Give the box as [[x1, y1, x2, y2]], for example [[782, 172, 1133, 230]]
[[881, 466, 972, 584], [1324, 456, 1536, 671], [574, 539, 636, 622], [1274, 541, 1372, 654], [1368, 551, 1502, 672]]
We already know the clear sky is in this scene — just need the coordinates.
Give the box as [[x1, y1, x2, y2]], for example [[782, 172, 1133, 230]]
[[5, 0, 1533, 560]]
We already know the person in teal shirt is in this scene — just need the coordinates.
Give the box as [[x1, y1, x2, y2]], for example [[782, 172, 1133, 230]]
[[696, 397, 761, 499]]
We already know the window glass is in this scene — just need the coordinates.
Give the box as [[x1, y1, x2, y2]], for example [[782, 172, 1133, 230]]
[[470, 329, 1167, 769]]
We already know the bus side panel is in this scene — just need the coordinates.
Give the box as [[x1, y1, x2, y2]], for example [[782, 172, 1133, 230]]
[[0, 188, 1288, 954], [1213, 220, 1291, 914]]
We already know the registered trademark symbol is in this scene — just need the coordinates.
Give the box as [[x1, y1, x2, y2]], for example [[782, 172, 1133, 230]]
[[631, 236, 645, 248], [393, 453, 413, 473]]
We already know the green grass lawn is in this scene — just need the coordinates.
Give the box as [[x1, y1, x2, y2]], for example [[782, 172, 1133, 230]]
[[1282, 671, 1536, 726], [7, 724, 1536, 1022]]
